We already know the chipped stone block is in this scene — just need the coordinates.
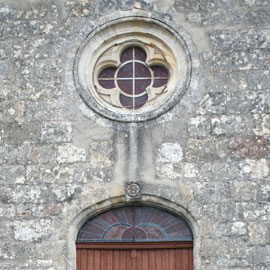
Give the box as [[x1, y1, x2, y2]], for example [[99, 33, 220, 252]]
[[10, 184, 81, 204], [155, 143, 190, 180], [175, 0, 234, 12], [186, 13, 202, 24], [15, 5, 49, 20], [84, 166, 112, 182], [0, 144, 30, 165], [4, 20, 44, 40], [247, 29, 270, 48], [227, 238, 251, 258], [206, 71, 248, 92], [2, 123, 40, 145], [239, 158, 269, 179], [41, 122, 72, 143], [199, 160, 242, 182], [156, 143, 183, 163], [226, 91, 269, 114], [228, 136, 270, 159], [57, 144, 86, 163], [248, 70, 270, 90], [203, 50, 265, 72], [235, 202, 270, 221], [232, 181, 257, 201], [227, 9, 270, 26], [194, 181, 231, 203], [66, 0, 94, 17], [0, 60, 7, 78], [11, 185, 43, 204], [0, 100, 25, 123], [202, 11, 226, 26], [245, 9, 270, 26], [249, 245, 270, 265], [27, 144, 57, 164], [89, 140, 113, 167], [181, 163, 199, 178], [26, 164, 81, 184], [25, 99, 63, 121], [0, 6, 16, 20], [13, 219, 52, 242], [211, 115, 255, 135], [248, 221, 270, 244], [16, 203, 63, 218], [197, 92, 228, 115], [155, 162, 197, 181], [34, 59, 61, 79], [174, 0, 199, 11], [188, 116, 211, 137], [0, 165, 25, 184], [186, 137, 230, 161], [52, 184, 81, 202], [240, 0, 270, 6], [156, 162, 176, 180], [209, 29, 270, 50], [258, 181, 270, 202], [0, 204, 15, 218], [197, 91, 269, 115], [209, 30, 243, 50]]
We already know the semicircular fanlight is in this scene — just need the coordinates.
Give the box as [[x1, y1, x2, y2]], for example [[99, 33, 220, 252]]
[[77, 206, 193, 242]]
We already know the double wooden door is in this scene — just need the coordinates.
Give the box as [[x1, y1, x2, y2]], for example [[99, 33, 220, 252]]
[[76, 242, 193, 270]]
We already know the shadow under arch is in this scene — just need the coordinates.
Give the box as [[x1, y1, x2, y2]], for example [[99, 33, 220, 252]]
[[67, 194, 200, 270]]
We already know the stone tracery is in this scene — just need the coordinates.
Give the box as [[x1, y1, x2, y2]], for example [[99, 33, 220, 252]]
[[95, 45, 169, 110]]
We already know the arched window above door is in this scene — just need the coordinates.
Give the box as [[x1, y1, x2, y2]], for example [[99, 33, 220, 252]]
[[77, 206, 193, 242]]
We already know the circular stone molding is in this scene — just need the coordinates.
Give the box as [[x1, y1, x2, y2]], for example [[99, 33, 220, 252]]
[[75, 16, 192, 122], [125, 182, 141, 197]]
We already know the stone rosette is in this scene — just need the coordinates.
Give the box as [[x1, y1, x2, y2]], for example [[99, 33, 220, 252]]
[[125, 182, 141, 197]]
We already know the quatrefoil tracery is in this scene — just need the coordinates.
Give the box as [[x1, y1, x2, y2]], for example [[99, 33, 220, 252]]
[[95, 45, 169, 110]]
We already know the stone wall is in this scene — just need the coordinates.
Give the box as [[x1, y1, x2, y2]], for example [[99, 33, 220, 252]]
[[0, 0, 270, 269]]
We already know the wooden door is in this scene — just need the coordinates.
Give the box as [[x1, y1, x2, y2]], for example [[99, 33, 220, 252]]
[[76, 242, 193, 270]]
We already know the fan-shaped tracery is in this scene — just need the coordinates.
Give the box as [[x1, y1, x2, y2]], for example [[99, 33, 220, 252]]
[[95, 45, 169, 110], [77, 206, 193, 242]]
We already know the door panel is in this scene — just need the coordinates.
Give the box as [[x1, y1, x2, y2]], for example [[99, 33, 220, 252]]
[[77, 242, 193, 270]]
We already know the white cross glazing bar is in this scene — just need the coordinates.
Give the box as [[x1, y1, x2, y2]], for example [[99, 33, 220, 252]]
[[132, 47, 135, 109], [98, 77, 168, 80]]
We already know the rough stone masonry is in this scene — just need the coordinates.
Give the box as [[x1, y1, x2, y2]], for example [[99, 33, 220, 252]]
[[0, 0, 270, 269]]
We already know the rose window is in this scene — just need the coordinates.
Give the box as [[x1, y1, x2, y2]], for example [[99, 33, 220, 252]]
[[95, 45, 169, 111], [75, 18, 191, 122]]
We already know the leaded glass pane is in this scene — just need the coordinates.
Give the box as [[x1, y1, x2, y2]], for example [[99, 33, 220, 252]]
[[77, 206, 193, 242]]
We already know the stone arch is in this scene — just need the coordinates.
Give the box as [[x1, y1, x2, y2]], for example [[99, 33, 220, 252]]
[[67, 195, 200, 270]]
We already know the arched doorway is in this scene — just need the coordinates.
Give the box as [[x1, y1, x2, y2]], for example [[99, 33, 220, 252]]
[[76, 206, 193, 269]]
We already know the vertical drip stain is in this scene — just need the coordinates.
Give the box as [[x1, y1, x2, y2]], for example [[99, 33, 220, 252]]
[[128, 123, 138, 183]]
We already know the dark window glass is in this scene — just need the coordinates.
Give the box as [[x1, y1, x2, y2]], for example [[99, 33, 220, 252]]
[[135, 94, 148, 109], [151, 65, 168, 77], [120, 94, 133, 109], [98, 80, 115, 89], [99, 67, 117, 78], [97, 46, 169, 110], [135, 46, 147, 62], [153, 79, 168, 88], [77, 206, 193, 242], [151, 65, 168, 88], [118, 63, 133, 78], [135, 63, 151, 78], [118, 80, 133, 95], [120, 47, 133, 63], [98, 67, 117, 89], [135, 80, 151, 95]]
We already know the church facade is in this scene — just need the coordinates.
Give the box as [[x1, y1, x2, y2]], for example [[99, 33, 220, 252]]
[[0, 0, 270, 269]]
